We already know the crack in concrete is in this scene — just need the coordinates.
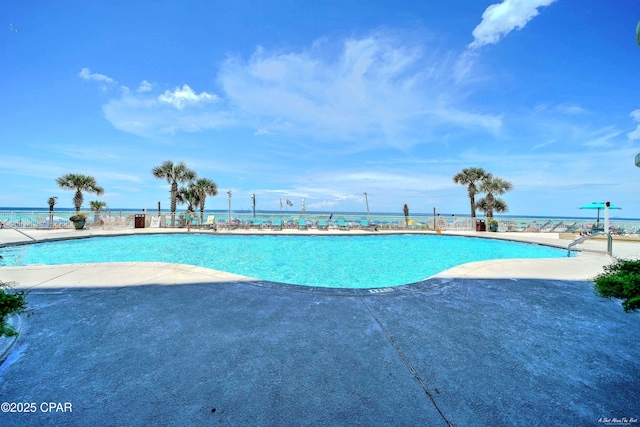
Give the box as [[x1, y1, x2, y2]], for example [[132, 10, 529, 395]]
[[359, 296, 454, 427]]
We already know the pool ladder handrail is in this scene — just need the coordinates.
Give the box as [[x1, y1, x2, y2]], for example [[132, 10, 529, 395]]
[[0, 221, 38, 242], [567, 232, 612, 257]]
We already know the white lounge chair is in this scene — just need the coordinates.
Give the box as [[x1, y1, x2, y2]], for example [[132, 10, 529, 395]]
[[204, 215, 217, 231]]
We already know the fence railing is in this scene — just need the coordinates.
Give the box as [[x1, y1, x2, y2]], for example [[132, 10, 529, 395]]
[[0, 211, 469, 230], [0, 210, 638, 234]]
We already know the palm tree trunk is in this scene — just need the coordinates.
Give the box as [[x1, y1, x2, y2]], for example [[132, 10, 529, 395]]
[[170, 182, 178, 226], [470, 196, 476, 218], [487, 194, 494, 218], [74, 190, 83, 213]]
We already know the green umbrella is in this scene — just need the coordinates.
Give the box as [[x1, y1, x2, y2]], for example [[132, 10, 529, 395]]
[[579, 202, 621, 225]]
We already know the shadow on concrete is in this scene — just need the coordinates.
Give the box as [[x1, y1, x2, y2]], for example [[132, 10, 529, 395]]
[[0, 278, 638, 426]]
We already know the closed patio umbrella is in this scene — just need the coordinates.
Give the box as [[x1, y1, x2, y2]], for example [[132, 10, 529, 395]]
[[579, 202, 621, 226]]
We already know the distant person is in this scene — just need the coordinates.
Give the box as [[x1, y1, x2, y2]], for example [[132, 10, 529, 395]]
[[185, 209, 193, 232]]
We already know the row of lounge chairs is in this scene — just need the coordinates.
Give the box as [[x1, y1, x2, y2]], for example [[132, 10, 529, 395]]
[[502, 221, 580, 233], [198, 216, 382, 231], [502, 220, 640, 236]]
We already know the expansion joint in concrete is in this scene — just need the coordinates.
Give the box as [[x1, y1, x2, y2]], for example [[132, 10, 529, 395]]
[[359, 297, 454, 427]]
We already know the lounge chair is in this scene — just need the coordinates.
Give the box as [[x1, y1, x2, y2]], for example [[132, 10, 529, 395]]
[[501, 220, 517, 232], [360, 220, 378, 231], [317, 220, 328, 230], [297, 219, 308, 230], [623, 226, 640, 237], [566, 222, 580, 233], [204, 215, 217, 231], [337, 219, 349, 230], [524, 221, 539, 232], [539, 221, 553, 232], [271, 219, 283, 231], [327, 220, 339, 230], [550, 221, 565, 232], [610, 224, 625, 236]]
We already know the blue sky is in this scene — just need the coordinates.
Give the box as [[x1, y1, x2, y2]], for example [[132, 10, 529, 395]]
[[2, 0, 640, 217]]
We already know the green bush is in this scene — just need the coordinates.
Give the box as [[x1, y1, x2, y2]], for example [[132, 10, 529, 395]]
[[0, 281, 28, 337], [594, 259, 640, 312]]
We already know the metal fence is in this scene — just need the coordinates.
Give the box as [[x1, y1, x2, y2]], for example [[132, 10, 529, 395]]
[[0, 210, 468, 230], [1, 210, 638, 234]]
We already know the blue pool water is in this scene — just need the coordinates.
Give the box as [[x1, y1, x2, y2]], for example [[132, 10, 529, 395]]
[[0, 234, 568, 288]]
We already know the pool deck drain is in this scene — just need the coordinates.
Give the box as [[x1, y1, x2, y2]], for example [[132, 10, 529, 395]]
[[0, 228, 639, 426]]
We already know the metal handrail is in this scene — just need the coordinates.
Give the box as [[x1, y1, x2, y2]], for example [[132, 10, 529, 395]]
[[0, 221, 38, 241], [567, 232, 612, 257]]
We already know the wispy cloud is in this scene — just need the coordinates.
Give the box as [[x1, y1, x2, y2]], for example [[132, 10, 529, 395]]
[[627, 109, 640, 141], [555, 103, 586, 115], [158, 84, 219, 110], [583, 127, 622, 148], [469, 0, 557, 49], [102, 89, 232, 136], [90, 33, 501, 148], [42, 144, 120, 160], [137, 80, 153, 92], [79, 67, 117, 87], [219, 35, 500, 148]]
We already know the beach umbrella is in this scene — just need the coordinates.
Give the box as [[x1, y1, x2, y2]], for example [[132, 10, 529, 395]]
[[579, 202, 621, 224]]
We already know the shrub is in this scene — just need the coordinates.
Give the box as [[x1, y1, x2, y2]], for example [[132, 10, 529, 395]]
[[593, 259, 640, 312], [69, 213, 87, 221], [0, 281, 28, 336]]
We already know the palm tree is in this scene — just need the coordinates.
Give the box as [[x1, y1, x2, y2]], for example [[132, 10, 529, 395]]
[[476, 174, 513, 218], [452, 167, 489, 218], [47, 196, 58, 227], [176, 186, 200, 212], [190, 178, 218, 222], [152, 161, 197, 226], [56, 174, 104, 213], [89, 200, 107, 225]]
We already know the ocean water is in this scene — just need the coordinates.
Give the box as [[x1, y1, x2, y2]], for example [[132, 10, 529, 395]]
[[0, 234, 568, 288]]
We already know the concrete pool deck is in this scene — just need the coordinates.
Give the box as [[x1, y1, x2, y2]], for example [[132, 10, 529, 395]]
[[0, 228, 639, 426]]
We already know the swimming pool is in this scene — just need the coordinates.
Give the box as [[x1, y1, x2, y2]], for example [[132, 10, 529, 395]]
[[0, 234, 569, 288]]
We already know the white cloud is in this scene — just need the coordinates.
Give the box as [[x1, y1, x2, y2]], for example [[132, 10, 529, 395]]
[[218, 35, 501, 147], [254, 128, 271, 136], [79, 68, 117, 85], [628, 109, 640, 141], [628, 127, 640, 141], [157, 84, 219, 109], [137, 80, 153, 92], [98, 34, 501, 146], [469, 0, 557, 49], [583, 128, 622, 148], [102, 95, 232, 137], [555, 103, 585, 115]]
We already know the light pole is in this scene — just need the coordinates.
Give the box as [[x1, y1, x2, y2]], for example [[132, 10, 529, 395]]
[[251, 194, 256, 218], [363, 192, 370, 222], [227, 190, 232, 226], [433, 207, 436, 230]]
